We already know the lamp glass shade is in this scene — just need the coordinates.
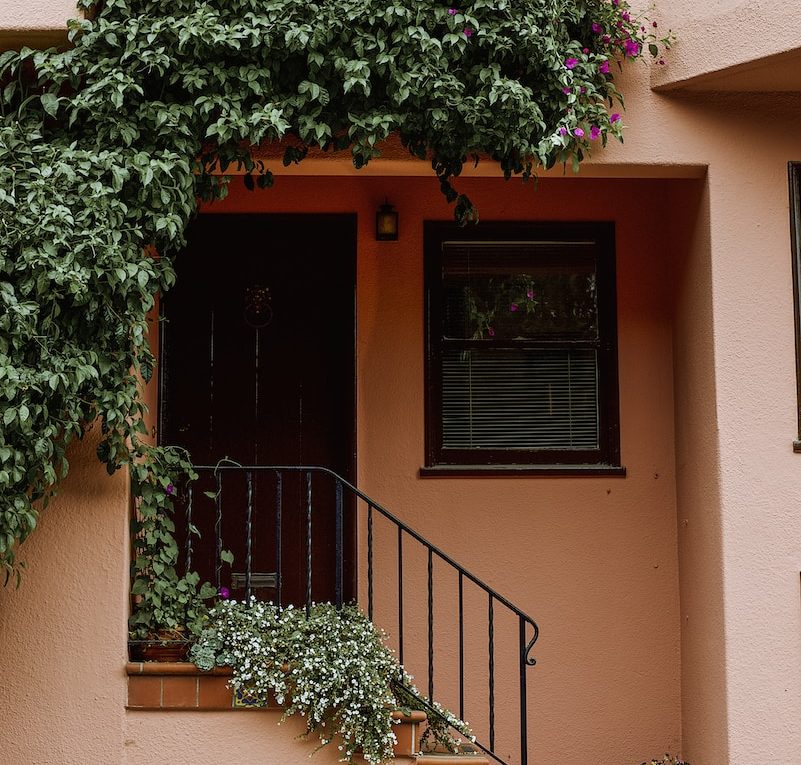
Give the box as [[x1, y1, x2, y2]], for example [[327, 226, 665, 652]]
[[376, 204, 399, 241]]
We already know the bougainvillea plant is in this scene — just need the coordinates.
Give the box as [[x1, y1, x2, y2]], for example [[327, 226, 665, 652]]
[[0, 0, 671, 587]]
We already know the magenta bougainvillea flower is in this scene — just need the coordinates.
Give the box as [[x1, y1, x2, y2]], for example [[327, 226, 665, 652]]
[[526, 290, 535, 300], [610, 113, 621, 123], [591, 22, 603, 34], [562, 86, 572, 94], [558, 126, 568, 135], [510, 303, 519, 312], [564, 57, 578, 69], [622, 12, 631, 22], [219, 587, 230, 599], [447, 7, 457, 15], [463, 27, 473, 37], [599, 60, 610, 74], [574, 127, 585, 137], [166, 483, 175, 495], [487, 327, 496, 337], [590, 125, 601, 140], [624, 39, 640, 57]]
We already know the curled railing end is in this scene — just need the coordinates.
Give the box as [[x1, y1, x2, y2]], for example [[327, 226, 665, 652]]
[[524, 621, 540, 666]]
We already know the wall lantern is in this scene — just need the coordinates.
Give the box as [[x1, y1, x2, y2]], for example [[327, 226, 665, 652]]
[[376, 201, 399, 241]]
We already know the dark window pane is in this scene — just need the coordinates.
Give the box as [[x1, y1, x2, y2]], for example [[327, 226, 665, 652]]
[[441, 348, 600, 450], [442, 242, 598, 340], [424, 222, 619, 469]]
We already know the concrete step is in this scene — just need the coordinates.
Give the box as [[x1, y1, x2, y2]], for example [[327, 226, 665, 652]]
[[416, 755, 490, 765]]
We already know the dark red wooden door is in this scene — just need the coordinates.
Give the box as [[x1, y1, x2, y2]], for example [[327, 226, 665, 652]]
[[159, 213, 356, 605]]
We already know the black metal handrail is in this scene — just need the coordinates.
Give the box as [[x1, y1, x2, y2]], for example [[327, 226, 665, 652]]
[[187, 463, 540, 765]]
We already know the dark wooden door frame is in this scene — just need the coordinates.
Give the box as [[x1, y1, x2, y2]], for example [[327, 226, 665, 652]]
[[157, 211, 358, 602]]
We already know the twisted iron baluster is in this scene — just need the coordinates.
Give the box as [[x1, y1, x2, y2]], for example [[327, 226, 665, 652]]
[[367, 503, 373, 621], [519, 615, 529, 765], [335, 479, 343, 608], [214, 472, 222, 590], [488, 593, 495, 752], [245, 470, 253, 600], [275, 471, 282, 608], [428, 547, 434, 701], [185, 483, 193, 575], [305, 471, 312, 618], [458, 571, 464, 721], [397, 526, 404, 665]]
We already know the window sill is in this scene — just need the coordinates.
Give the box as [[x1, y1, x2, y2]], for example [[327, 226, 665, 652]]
[[419, 464, 627, 478]]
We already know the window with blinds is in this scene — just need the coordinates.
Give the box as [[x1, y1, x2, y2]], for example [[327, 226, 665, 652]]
[[424, 222, 620, 471]]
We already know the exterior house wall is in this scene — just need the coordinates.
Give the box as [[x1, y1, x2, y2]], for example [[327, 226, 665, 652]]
[[207, 175, 685, 764], [1, 175, 686, 764], [0, 0, 79, 48], [3, 2, 801, 763]]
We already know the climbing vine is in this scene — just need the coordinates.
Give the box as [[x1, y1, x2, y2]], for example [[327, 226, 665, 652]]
[[0, 0, 670, 580]]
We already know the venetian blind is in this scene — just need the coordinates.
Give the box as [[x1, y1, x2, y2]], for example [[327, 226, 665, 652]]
[[439, 240, 601, 453], [441, 348, 600, 450]]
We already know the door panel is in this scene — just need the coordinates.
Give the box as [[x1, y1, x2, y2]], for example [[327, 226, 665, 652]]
[[159, 213, 356, 605]]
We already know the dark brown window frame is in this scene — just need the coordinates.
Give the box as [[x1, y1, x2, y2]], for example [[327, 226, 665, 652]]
[[422, 221, 624, 477], [789, 163, 801, 451]]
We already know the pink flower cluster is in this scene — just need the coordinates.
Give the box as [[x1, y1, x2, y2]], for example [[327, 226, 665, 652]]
[[589, 0, 647, 59]]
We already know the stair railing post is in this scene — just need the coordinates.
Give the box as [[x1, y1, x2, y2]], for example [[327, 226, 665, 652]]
[[214, 471, 223, 591], [305, 471, 312, 618], [335, 479, 343, 609], [275, 470, 282, 609], [245, 470, 253, 600]]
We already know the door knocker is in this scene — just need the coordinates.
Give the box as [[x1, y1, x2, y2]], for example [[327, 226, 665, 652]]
[[244, 284, 273, 328]]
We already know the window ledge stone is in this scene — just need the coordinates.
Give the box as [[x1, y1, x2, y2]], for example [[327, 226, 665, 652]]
[[419, 464, 627, 478]]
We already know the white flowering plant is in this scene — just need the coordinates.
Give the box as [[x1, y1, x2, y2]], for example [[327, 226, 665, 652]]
[[190, 599, 472, 764]]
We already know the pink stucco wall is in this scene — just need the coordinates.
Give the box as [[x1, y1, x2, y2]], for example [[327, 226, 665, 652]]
[[1, 174, 687, 764], [3, 3, 801, 763], [205, 175, 687, 763], [0, 0, 78, 48]]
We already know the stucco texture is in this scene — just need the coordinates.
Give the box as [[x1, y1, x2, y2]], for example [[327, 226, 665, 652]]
[[3, 2, 801, 763], [2, 174, 686, 764], [0, 0, 78, 49]]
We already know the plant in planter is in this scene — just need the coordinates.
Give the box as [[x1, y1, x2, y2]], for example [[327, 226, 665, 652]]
[[190, 599, 473, 765], [641, 757, 689, 765], [128, 446, 218, 660]]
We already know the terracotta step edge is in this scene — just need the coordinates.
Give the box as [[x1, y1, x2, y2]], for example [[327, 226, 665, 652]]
[[415, 757, 490, 765], [126, 661, 232, 676], [391, 710, 427, 723]]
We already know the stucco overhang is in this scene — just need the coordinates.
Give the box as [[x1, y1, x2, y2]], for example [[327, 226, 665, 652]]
[[0, 1, 79, 50], [250, 137, 707, 180], [651, 0, 801, 92]]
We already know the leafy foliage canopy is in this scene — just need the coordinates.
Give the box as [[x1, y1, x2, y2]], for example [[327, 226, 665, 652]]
[[0, 0, 658, 581]]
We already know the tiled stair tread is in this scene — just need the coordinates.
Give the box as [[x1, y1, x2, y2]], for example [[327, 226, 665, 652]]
[[392, 709, 427, 723], [416, 741, 489, 764]]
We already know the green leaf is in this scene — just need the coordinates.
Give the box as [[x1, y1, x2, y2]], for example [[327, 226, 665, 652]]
[[40, 93, 58, 117]]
